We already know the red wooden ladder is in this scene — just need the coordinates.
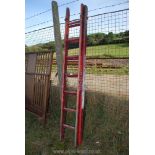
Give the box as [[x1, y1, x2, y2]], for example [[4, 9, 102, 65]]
[[60, 4, 88, 146]]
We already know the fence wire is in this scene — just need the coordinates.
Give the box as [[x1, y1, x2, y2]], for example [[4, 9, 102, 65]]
[[25, 9, 129, 100], [25, 1, 128, 32]]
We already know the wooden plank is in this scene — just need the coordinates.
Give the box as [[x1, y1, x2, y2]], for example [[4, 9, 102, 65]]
[[52, 1, 63, 89]]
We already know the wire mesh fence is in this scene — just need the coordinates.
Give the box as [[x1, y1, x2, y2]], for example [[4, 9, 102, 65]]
[[25, 8, 129, 100]]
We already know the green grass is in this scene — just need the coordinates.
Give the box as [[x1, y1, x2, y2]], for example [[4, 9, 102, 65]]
[[52, 43, 129, 75], [53, 43, 129, 58], [26, 86, 129, 155]]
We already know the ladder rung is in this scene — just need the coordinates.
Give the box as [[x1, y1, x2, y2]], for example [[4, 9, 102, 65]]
[[64, 107, 76, 112], [67, 55, 79, 61], [66, 73, 78, 77], [64, 90, 77, 95], [68, 37, 79, 43], [63, 124, 75, 130], [70, 19, 80, 23], [69, 23, 80, 28], [70, 19, 80, 24], [69, 20, 80, 28]]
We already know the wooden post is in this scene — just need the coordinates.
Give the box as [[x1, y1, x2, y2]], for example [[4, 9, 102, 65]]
[[52, 1, 63, 90]]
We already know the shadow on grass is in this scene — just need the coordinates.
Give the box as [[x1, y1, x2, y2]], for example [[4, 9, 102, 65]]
[[26, 85, 129, 155]]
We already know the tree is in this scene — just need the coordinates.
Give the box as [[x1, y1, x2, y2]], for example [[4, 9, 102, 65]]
[[105, 32, 114, 43], [25, 30, 129, 53], [25, 45, 29, 52]]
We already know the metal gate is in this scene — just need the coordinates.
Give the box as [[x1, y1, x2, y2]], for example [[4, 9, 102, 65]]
[[25, 51, 53, 122]]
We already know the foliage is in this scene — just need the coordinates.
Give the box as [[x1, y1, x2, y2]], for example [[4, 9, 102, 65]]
[[87, 31, 129, 46], [25, 31, 129, 53]]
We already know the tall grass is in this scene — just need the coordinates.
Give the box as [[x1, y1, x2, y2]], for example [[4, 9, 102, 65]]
[[26, 85, 129, 155]]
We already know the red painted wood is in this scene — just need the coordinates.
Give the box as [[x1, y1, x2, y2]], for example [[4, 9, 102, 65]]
[[66, 73, 78, 78], [67, 55, 79, 60], [64, 107, 76, 112], [63, 124, 75, 130], [64, 90, 77, 95], [68, 37, 79, 43], [69, 20, 80, 28], [76, 4, 88, 146], [60, 4, 88, 146], [60, 7, 70, 140]]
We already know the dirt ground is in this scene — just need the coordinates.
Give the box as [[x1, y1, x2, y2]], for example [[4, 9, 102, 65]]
[[51, 73, 128, 98], [53, 58, 129, 68]]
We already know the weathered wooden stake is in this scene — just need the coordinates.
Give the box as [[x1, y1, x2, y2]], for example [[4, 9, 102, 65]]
[[52, 1, 63, 90]]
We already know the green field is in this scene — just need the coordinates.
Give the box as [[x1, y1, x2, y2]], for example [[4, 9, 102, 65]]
[[52, 43, 129, 75], [53, 43, 129, 58]]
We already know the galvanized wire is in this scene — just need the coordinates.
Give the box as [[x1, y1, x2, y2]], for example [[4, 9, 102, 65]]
[[25, 0, 81, 20], [25, 1, 128, 30], [25, 9, 129, 99]]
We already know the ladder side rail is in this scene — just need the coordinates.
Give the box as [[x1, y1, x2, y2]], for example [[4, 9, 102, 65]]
[[75, 4, 84, 146], [60, 7, 70, 140], [76, 4, 88, 146]]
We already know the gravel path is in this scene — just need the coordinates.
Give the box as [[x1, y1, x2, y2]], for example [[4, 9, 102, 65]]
[[51, 73, 128, 98]]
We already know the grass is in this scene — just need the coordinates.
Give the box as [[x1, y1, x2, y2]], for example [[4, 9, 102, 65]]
[[26, 86, 129, 155], [52, 43, 129, 75], [53, 43, 129, 58]]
